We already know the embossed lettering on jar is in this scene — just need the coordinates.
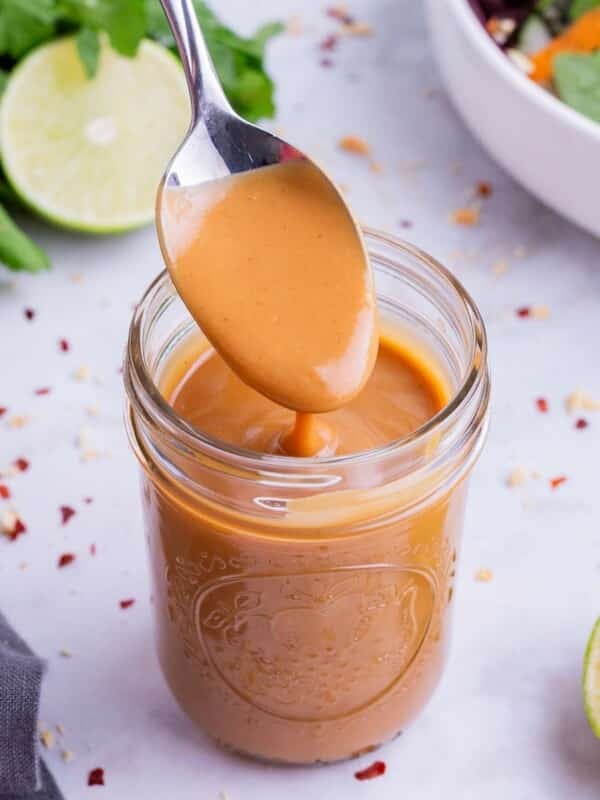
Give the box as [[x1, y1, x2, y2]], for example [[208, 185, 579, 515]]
[[124, 231, 490, 764]]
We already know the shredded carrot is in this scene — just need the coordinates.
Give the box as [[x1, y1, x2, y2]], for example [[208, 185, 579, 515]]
[[530, 8, 600, 83]]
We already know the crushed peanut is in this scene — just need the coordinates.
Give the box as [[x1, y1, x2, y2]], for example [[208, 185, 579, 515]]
[[76, 426, 100, 462], [85, 404, 100, 418], [492, 259, 509, 277], [566, 389, 600, 413], [339, 135, 370, 156], [506, 467, 529, 488], [530, 304, 551, 320], [1, 510, 18, 535], [8, 415, 32, 429], [451, 208, 480, 226], [56, 723, 65, 736], [341, 21, 373, 36], [61, 749, 75, 763], [59, 649, 72, 658], [73, 364, 91, 381], [40, 730, 54, 750], [475, 569, 494, 583]]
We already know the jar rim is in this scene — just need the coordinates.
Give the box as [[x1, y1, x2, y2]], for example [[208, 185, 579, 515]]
[[125, 228, 489, 471]]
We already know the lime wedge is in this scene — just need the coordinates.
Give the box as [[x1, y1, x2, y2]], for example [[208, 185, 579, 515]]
[[583, 617, 600, 738], [0, 36, 190, 233]]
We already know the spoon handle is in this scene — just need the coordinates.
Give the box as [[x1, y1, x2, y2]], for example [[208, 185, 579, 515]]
[[159, 0, 231, 119]]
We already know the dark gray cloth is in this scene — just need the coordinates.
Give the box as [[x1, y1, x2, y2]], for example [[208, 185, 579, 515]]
[[0, 613, 63, 799]]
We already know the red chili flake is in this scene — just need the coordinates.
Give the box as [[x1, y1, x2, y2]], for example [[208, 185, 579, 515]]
[[476, 181, 493, 197], [58, 553, 76, 568], [7, 517, 26, 540], [119, 598, 135, 610], [535, 397, 549, 413], [84, 497, 93, 504], [0, 484, 10, 499], [320, 34, 338, 51], [90, 543, 96, 556], [34, 387, 51, 396], [59, 338, 70, 353], [516, 306, 531, 318], [88, 768, 105, 787], [575, 418, 589, 429], [0, 407, 7, 417], [355, 761, 386, 781], [326, 6, 354, 24], [60, 505, 76, 525], [14, 458, 29, 472], [550, 476, 567, 490], [320, 57, 334, 67], [24, 308, 35, 321]]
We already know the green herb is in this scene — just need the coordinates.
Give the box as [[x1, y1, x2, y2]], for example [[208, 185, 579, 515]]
[[0, 0, 283, 271], [76, 26, 100, 77], [0, 203, 50, 273], [145, 0, 283, 122], [570, 0, 600, 18], [554, 51, 600, 122]]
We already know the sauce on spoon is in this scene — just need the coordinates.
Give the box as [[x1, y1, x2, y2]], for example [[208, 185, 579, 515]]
[[157, 158, 377, 456]]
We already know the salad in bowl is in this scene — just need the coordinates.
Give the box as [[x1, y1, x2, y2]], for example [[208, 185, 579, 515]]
[[472, 1, 600, 123]]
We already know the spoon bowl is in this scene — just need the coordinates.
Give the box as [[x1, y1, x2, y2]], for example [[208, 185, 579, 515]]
[[156, 0, 377, 416]]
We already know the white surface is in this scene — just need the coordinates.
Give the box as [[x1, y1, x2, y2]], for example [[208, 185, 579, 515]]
[[1, 2, 600, 798], [429, 0, 600, 238]]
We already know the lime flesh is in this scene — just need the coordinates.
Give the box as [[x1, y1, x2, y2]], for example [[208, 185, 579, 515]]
[[0, 36, 190, 233]]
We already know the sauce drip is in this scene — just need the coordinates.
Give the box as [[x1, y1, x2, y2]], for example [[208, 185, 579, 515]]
[[167, 335, 448, 457]]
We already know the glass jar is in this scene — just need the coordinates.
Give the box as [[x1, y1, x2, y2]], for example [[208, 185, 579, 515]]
[[124, 230, 490, 764]]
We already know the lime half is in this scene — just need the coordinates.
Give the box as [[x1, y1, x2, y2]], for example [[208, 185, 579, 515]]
[[583, 617, 600, 738], [0, 36, 190, 233]]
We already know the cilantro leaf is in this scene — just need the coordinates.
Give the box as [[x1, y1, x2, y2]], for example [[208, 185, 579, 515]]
[[570, 0, 600, 18], [58, 0, 145, 57], [0, 0, 57, 59], [554, 50, 600, 122], [76, 26, 100, 77], [144, 0, 283, 121], [0, 202, 50, 273]]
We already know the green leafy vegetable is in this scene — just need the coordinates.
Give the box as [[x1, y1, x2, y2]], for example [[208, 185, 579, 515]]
[[570, 0, 600, 19], [0, 0, 56, 59], [554, 50, 600, 122], [76, 26, 100, 77], [145, 0, 283, 122], [0, 203, 50, 273], [60, 0, 147, 57], [0, 0, 283, 271]]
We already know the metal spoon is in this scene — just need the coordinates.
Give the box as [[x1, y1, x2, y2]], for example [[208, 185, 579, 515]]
[[156, 0, 376, 416], [157, 0, 359, 213]]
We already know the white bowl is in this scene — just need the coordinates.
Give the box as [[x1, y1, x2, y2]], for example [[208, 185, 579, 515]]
[[427, 0, 600, 237]]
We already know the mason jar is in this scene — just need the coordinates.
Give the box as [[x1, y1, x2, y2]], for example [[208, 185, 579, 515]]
[[124, 229, 490, 764]]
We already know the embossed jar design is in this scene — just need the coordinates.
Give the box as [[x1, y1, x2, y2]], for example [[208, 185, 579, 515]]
[[124, 231, 490, 764]]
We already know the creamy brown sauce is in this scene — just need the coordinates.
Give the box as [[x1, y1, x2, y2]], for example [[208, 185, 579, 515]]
[[147, 153, 463, 763], [157, 159, 377, 455], [167, 334, 447, 457]]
